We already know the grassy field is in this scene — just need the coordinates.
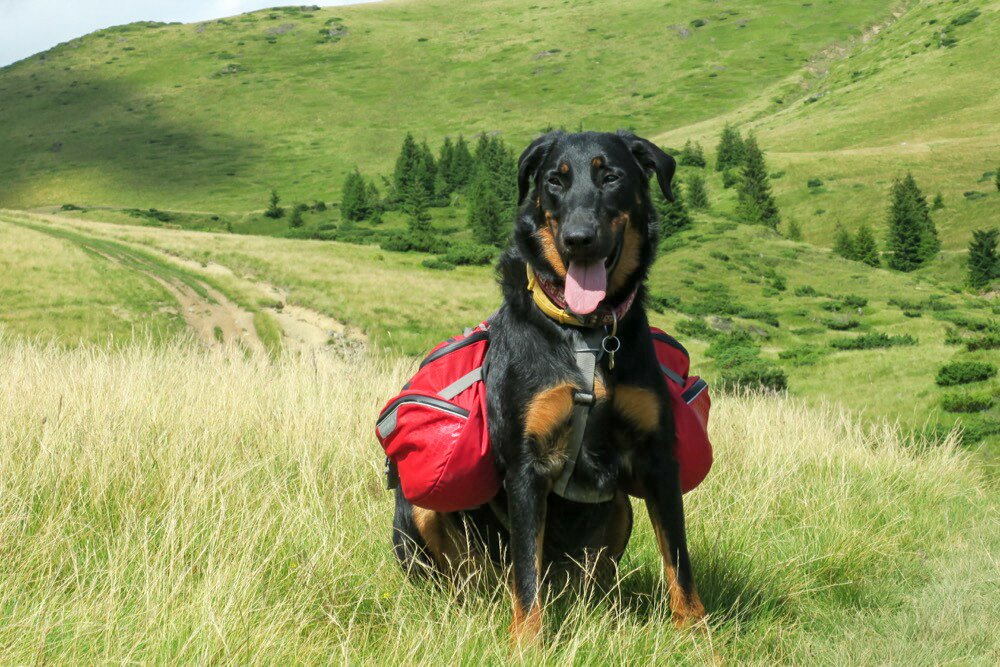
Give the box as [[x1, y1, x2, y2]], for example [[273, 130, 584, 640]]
[[1, 339, 996, 663], [1, 0, 996, 264], [0, 0, 897, 212], [6, 208, 996, 461], [0, 0, 998, 659]]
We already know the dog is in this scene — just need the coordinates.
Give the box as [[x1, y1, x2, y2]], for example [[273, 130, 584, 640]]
[[391, 130, 705, 644]]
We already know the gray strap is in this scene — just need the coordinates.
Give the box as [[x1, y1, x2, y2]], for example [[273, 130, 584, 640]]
[[661, 364, 684, 386], [552, 329, 613, 503], [439, 366, 483, 400]]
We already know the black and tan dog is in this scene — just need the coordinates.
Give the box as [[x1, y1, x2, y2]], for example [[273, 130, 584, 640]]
[[392, 130, 704, 643]]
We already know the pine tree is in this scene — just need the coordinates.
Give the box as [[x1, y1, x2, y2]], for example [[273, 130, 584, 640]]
[[901, 173, 939, 261], [967, 228, 999, 289], [679, 140, 707, 168], [655, 179, 691, 239], [265, 189, 284, 219], [932, 192, 945, 210], [289, 206, 304, 228], [833, 223, 857, 260], [996, 166, 999, 192], [366, 180, 381, 213], [340, 168, 370, 221], [886, 176, 924, 271], [392, 132, 422, 201], [437, 137, 454, 196], [466, 135, 517, 247], [686, 173, 709, 209], [735, 134, 780, 228], [468, 176, 506, 246], [715, 123, 745, 172], [393, 177, 438, 252], [418, 140, 437, 197], [786, 218, 802, 241], [449, 135, 474, 191], [854, 223, 880, 267]]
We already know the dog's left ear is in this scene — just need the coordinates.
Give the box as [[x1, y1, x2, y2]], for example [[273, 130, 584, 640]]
[[617, 131, 676, 202], [517, 131, 561, 204]]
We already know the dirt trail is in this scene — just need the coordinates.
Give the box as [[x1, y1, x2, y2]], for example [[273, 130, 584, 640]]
[[7, 213, 366, 356], [85, 246, 265, 354], [153, 250, 366, 356]]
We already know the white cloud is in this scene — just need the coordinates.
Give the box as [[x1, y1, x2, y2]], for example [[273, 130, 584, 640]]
[[0, 1, 378, 67]]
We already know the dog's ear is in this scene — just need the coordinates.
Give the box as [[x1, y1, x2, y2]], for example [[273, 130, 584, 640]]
[[517, 131, 561, 204], [617, 131, 676, 202]]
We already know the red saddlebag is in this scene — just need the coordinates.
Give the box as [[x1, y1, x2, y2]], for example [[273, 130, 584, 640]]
[[649, 327, 713, 494], [375, 323, 499, 512]]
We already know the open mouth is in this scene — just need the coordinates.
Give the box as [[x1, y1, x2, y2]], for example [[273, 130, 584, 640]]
[[563, 240, 623, 316]]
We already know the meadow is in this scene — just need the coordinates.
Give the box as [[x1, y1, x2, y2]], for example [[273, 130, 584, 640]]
[[1, 339, 996, 663], [1, 0, 999, 661]]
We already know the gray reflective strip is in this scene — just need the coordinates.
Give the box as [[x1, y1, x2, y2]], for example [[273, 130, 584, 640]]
[[660, 364, 685, 386], [439, 367, 483, 400], [683, 378, 708, 404], [376, 411, 398, 439], [376, 395, 469, 439]]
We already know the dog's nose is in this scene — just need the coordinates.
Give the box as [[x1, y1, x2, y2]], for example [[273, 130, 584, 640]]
[[564, 227, 596, 248]]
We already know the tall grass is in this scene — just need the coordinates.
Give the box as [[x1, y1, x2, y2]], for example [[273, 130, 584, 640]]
[[0, 340, 996, 663]]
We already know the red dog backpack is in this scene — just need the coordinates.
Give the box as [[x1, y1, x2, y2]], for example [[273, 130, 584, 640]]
[[375, 323, 713, 512], [375, 323, 500, 513]]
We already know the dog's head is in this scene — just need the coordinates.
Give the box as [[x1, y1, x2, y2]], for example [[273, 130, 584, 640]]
[[514, 130, 675, 315]]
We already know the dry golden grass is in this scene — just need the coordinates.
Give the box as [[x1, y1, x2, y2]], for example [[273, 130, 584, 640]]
[[1, 339, 996, 663]]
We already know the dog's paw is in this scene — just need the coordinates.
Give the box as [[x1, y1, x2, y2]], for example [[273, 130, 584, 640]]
[[509, 604, 543, 649], [670, 591, 707, 629]]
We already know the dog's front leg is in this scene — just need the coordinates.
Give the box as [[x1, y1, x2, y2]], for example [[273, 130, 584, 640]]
[[506, 453, 549, 646], [640, 446, 705, 627]]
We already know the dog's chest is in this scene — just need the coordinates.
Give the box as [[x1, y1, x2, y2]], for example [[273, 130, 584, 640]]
[[526, 371, 663, 481]]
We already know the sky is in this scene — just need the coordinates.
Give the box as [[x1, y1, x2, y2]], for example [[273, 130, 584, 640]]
[[0, 0, 378, 67]]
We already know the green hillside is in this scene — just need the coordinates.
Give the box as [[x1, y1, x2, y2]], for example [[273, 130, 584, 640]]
[[0, 0, 899, 212]]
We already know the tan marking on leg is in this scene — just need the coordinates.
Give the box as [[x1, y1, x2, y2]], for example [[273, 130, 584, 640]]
[[534, 212, 566, 278], [609, 217, 641, 295], [613, 385, 661, 432], [650, 511, 706, 627], [412, 507, 463, 572], [525, 383, 575, 440], [510, 594, 543, 647]]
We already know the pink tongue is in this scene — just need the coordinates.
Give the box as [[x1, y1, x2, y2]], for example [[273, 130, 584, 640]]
[[565, 261, 607, 315]]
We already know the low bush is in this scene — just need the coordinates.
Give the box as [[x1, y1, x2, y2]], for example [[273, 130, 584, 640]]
[[381, 232, 445, 254], [807, 178, 823, 189], [737, 308, 780, 328], [823, 316, 860, 331], [935, 360, 997, 386], [719, 361, 788, 393], [829, 332, 917, 350], [647, 294, 680, 313], [955, 414, 1000, 444], [420, 258, 455, 271], [794, 285, 819, 297], [966, 332, 1000, 352], [778, 344, 827, 367], [675, 318, 717, 340], [941, 390, 994, 413], [441, 242, 496, 266]]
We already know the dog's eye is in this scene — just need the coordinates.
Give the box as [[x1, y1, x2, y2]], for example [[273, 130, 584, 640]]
[[547, 175, 562, 187], [603, 173, 619, 185]]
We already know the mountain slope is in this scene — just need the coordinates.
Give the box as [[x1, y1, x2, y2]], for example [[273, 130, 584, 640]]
[[0, 0, 897, 210]]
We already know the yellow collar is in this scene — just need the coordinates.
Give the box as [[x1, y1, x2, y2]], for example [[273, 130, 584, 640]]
[[526, 264, 589, 326]]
